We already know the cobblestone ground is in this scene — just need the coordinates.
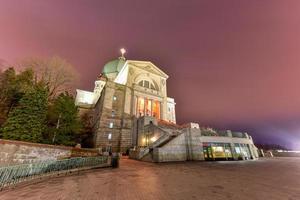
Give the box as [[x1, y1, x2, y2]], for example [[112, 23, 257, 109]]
[[1, 157, 300, 200]]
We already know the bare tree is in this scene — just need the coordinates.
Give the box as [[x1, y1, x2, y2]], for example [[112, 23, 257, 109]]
[[19, 56, 79, 100], [0, 59, 8, 71]]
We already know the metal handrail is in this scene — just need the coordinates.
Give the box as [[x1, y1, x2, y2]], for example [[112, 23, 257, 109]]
[[0, 156, 109, 190], [138, 124, 181, 159], [138, 134, 172, 159]]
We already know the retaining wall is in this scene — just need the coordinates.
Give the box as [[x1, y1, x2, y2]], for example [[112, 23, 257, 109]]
[[0, 139, 99, 166]]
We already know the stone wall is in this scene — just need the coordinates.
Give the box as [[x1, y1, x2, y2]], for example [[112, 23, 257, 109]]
[[271, 151, 300, 157], [139, 126, 258, 162], [93, 81, 133, 153], [152, 129, 205, 162], [0, 139, 99, 166], [153, 133, 188, 162], [185, 128, 205, 161]]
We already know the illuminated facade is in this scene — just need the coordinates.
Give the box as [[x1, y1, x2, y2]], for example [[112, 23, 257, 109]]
[[76, 50, 258, 162], [130, 117, 259, 162], [75, 51, 176, 152]]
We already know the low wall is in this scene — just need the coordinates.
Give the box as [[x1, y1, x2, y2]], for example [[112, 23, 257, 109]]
[[272, 151, 300, 157], [0, 139, 99, 166]]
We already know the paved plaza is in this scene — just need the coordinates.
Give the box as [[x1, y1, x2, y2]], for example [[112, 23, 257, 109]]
[[1, 157, 300, 200]]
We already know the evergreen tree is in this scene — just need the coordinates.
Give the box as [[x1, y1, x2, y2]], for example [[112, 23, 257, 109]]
[[2, 85, 48, 142], [0, 67, 34, 126], [79, 112, 94, 148], [0, 57, 81, 145], [45, 93, 82, 146]]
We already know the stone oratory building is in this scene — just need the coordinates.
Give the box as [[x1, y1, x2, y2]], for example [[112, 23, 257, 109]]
[[76, 49, 176, 152], [76, 49, 258, 162]]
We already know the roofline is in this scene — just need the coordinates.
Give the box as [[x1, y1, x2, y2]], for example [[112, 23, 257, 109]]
[[125, 60, 169, 79]]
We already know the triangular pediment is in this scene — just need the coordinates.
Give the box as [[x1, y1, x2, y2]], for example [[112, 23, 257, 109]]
[[126, 60, 169, 79]]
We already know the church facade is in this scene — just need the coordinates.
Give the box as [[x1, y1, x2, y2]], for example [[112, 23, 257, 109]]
[[76, 50, 258, 162], [75, 51, 176, 152]]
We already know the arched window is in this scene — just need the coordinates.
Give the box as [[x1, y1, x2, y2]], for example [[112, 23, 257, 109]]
[[138, 80, 157, 90]]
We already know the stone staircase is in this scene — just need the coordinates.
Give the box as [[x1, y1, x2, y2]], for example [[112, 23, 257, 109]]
[[137, 124, 182, 160]]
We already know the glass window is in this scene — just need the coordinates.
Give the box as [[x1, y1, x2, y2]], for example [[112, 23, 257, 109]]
[[136, 97, 161, 119], [109, 122, 113, 128], [152, 100, 160, 119], [144, 80, 150, 88], [137, 80, 157, 90], [240, 144, 251, 158], [137, 97, 145, 116], [108, 133, 112, 140], [113, 96, 117, 101], [145, 99, 152, 116], [235, 147, 241, 154], [212, 146, 225, 158]]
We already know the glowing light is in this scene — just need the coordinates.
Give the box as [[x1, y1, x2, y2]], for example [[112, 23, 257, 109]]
[[150, 137, 157, 142], [120, 48, 126, 57]]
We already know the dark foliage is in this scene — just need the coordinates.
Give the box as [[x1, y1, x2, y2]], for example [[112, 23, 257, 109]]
[[2, 84, 48, 142]]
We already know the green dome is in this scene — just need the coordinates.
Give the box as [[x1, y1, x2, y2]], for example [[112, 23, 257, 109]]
[[102, 57, 126, 74]]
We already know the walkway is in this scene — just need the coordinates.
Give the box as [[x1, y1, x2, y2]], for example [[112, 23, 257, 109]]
[[1, 157, 300, 200]]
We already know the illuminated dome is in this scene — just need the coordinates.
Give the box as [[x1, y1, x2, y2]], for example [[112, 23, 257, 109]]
[[102, 57, 126, 74]]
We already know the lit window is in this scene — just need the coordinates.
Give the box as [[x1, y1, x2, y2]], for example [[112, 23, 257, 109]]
[[109, 122, 113, 128], [235, 147, 241, 154], [112, 111, 115, 117], [137, 97, 145, 116], [152, 100, 160, 119], [145, 99, 152, 116], [113, 96, 117, 101], [108, 133, 112, 140]]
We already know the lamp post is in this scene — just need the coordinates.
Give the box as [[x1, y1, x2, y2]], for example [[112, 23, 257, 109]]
[[52, 113, 62, 144]]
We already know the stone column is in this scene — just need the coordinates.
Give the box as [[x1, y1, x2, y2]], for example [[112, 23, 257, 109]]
[[183, 129, 191, 161], [132, 96, 137, 116], [159, 102, 162, 120], [230, 143, 239, 160], [239, 143, 246, 160]]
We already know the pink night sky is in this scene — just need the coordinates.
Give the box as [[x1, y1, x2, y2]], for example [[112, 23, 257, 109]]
[[1, 0, 300, 149]]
